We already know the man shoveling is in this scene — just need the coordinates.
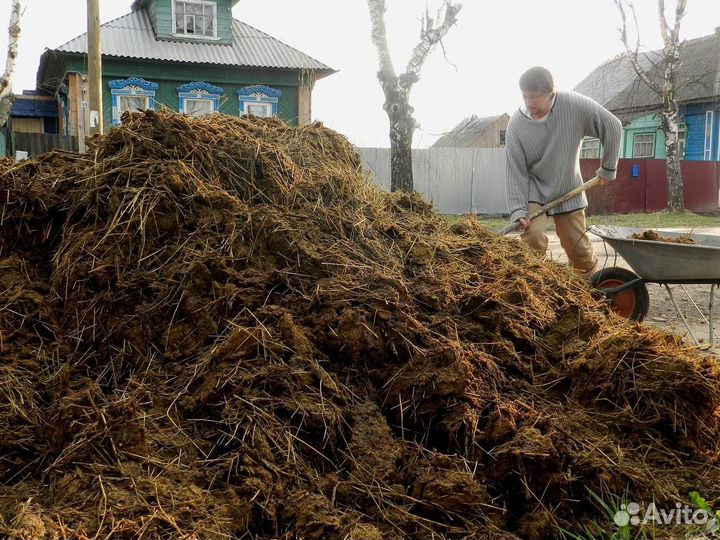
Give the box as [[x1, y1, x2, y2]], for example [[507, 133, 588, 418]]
[[505, 66, 622, 279]]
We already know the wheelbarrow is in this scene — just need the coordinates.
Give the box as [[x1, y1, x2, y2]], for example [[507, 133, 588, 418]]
[[588, 225, 720, 346]]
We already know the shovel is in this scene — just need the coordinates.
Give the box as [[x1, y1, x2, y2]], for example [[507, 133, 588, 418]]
[[497, 176, 602, 236]]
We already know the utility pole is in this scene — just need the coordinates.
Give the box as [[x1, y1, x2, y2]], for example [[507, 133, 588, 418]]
[[87, 0, 103, 137]]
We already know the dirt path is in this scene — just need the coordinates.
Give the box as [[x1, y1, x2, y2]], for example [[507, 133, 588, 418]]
[[544, 226, 720, 354]]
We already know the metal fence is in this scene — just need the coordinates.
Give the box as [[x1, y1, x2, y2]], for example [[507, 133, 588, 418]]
[[12, 132, 78, 157], [357, 147, 507, 215], [358, 148, 720, 215]]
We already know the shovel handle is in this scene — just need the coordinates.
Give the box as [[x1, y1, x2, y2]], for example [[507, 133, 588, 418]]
[[497, 176, 602, 236]]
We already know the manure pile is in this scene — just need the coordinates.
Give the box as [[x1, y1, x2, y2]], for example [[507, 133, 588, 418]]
[[630, 230, 696, 244], [1, 110, 719, 540]]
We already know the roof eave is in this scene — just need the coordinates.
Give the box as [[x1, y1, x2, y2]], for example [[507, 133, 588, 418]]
[[42, 49, 337, 81], [314, 67, 338, 81], [133, 0, 241, 8]]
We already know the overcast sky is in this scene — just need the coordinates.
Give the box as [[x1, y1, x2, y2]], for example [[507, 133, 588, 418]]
[[4, 0, 720, 146]]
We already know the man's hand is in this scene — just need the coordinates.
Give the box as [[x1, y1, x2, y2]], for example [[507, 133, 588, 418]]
[[598, 177, 609, 187], [517, 217, 531, 232]]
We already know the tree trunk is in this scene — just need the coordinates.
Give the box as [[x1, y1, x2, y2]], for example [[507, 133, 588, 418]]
[[662, 107, 684, 211], [387, 99, 415, 192], [660, 16, 684, 212]]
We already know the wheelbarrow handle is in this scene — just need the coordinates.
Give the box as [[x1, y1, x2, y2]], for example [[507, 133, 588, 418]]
[[497, 176, 602, 236]]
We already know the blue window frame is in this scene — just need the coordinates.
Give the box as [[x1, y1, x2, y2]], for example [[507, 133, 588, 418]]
[[237, 85, 281, 118], [109, 78, 158, 125], [177, 82, 223, 116]]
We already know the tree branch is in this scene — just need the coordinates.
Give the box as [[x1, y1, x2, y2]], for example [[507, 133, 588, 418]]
[[614, 0, 664, 95], [404, 1, 462, 86]]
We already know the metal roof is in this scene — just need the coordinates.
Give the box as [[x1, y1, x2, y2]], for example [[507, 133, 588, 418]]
[[11, 97, 58, 118], [51, 9, 334, 74]]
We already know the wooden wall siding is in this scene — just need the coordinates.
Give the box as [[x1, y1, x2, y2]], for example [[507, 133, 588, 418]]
[[101, 74, 299, 126], [685, 106, 707, 160], [59, 57, 303, 127], [620, 106, 720, 161], [145, 0, 159, 34], [684, 103, 720, 161], [150, 0, 234, 43], [621, 114, 663, 159], [87, 59, 303, 87]]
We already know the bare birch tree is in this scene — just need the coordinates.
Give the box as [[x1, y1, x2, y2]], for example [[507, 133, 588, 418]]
[[614, 0, 687, 212], [0, 0, 22, 128], [368, 0, 461, 192]]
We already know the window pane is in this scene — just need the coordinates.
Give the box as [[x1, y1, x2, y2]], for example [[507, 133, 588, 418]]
[[175, 2, 184, 32], [119, 96, 148, 114], [175, 2, 215, 36], [185, 15, 195, 33], [633, 134, 654, 158], [186, 99, 213, 117], [247, 103, 271, 117]]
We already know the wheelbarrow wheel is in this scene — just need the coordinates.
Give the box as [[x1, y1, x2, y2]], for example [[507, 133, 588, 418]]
[[590, 267, 650, 322]]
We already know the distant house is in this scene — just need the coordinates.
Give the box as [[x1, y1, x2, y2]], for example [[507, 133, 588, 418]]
[[8, 91, 59, 135], [575, 28, 720, 161], [10, 0, 334, 154], [432, 113, 509, 148], [1, 91, 66, 159]]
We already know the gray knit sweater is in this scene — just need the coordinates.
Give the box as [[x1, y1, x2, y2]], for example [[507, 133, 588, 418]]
[[506, 90, 622, 223]]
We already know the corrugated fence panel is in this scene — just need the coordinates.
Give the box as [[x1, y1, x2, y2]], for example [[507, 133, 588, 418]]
[[358, 147, 505, 214], [357, 148, 391, 192], [681, 161, 720, 212], [582, 159, 646, 214], [425, 148, 474, 214], [13, 132, 78, 156], [645, 160, 669, 212], [473, 148, 510, 214]]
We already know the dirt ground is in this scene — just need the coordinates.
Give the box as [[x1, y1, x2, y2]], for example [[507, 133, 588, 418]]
[[542, 225, 720, 354]]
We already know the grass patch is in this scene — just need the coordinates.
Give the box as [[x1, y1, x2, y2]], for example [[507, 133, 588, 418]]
[[444, 211, 719, 232]]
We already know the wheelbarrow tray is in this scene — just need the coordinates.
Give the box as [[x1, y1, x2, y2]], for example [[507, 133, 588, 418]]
[[589, 225, 720, 282]]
